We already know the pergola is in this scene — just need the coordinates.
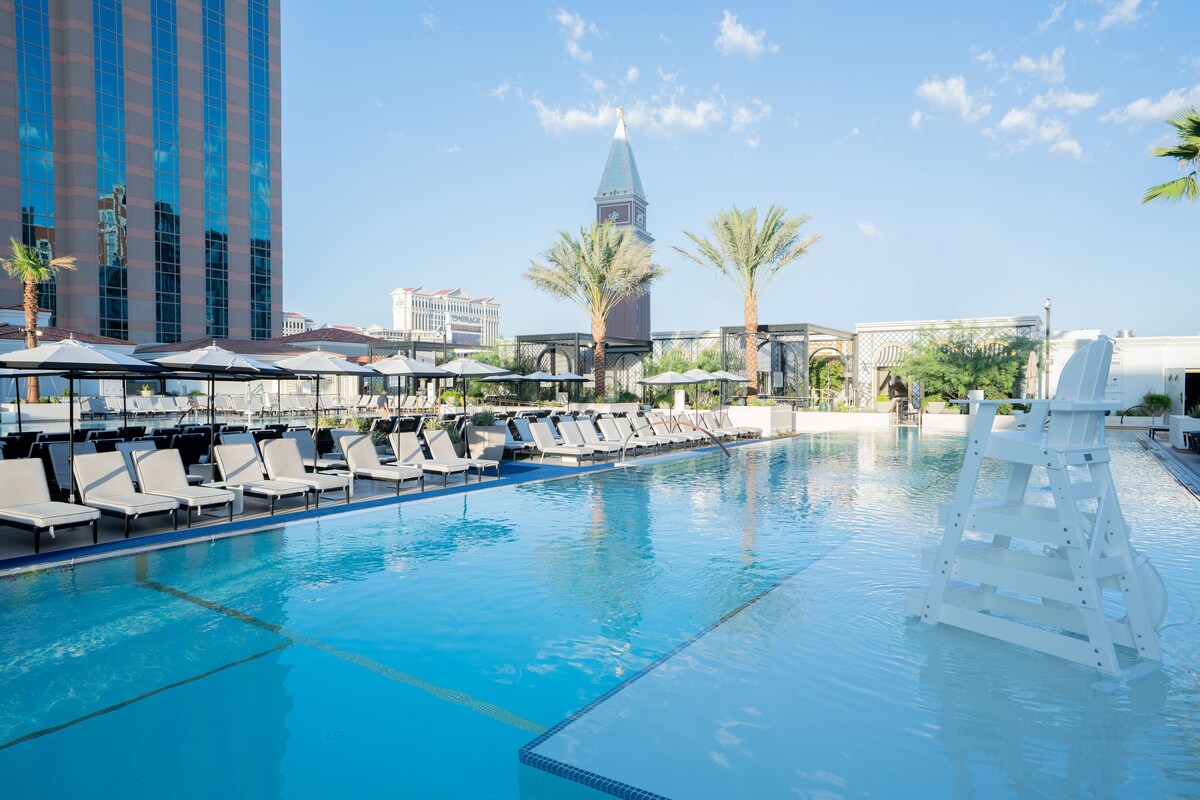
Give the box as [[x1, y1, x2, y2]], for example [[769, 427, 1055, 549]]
[[513, 332, 652, 399]]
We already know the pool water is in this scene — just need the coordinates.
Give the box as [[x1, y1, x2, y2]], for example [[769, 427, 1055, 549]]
[[0, 431, 1196, 798]]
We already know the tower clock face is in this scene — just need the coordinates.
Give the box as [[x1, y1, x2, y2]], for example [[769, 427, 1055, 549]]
[[635, 211, 645, 226]]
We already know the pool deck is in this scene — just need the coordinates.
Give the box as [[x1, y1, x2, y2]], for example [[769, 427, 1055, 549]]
[[0, 439, 761, 575], [1141, 433, 1200, 497]]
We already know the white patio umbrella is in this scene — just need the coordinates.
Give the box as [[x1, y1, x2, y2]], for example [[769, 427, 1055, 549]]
[[639, 370, 704, 386], [0, 339, 161, 500], [709, 369, 750, 406], [153, 344, 291, 459], [273, 350, 377, 470], [551, 371, 587, 410], [520, 371, 558, 407], [439, 358, 513, 417]]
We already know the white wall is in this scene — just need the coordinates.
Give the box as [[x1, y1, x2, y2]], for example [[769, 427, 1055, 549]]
[[1049, 333, 1200, 414]]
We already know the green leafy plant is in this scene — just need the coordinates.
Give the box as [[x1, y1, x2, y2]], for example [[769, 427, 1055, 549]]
[[423, 416, 462, 444], [469, 410, 497, 426], [615, 389, 638, 403], [1188, 404, 1200, 419], [876, 394, 890, 403], [896, 323, 1040, 400], [140, 384, 151, 392], [747, 397, 777, 406], [923, 393, 945, 404], [1142, 392, 1172, 416], [1142, 106, 1199, 205]]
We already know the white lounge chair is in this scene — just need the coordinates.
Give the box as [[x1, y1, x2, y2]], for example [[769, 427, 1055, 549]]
[[73, 450, 179, 537], [0, 459, 101, 553], [388, 431, 471, 485], [46, 440, 96, 496], [500, 419, 536, 459], [595, 416, 658, 454], [282, 429, 346, 470], [260, 438, 350, 507], [339, 434, 424, 495], [133, 449, 236, 527], [425, 429, 500, 480], [526, 421, 594, 465], [610, 414, 672, 449], [558, 419, 619, 460], [213, 443, 310, 515]]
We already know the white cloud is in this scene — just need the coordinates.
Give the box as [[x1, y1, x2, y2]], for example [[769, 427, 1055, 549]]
[[990, 102, 1081, 157], [592, 78, 607, 93], [916, 75, 991, 124], [1029, 88, 1100, 113], [714, 11, 774, 59], [745, 138, 759, 149], [419, 10, 437, 29], [1096, 0, 1142, 31], [438, 144, 461, 154], [1050, 139, 1083, 158], [975, 50, 996, 68], [556, 8, 596, 63], [1037, 2, 1066, 33], [909, 110, 923, 130], [531, 98, 723, 136], [730, 99, 771, 133], [623, 66, 640, 84], [1012, 46, 1066, 83], [659, 33, 670, 43], [857, 221, 884, 238], [1101, 84, 1200, 124], [487, 81, 511, 100]]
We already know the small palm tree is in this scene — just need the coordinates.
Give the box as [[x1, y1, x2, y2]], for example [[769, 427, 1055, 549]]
[[525, 222, 664, 400], [1142, 106, 1200, 205], [674, 205, 820, 396], [0, 237, 77, 400]]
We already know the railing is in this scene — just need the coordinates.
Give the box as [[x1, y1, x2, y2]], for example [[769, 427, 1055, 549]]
[[617, 418, 730, 464]]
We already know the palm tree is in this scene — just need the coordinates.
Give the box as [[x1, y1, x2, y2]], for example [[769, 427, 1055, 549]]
[[0, 237, 77, 400], [525, 222, 663, 400], [1142, 106, 1200, 205], [674, 205, 820, 396]]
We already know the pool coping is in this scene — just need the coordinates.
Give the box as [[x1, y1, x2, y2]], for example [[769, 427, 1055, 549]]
[[0, 437, 774, 578]]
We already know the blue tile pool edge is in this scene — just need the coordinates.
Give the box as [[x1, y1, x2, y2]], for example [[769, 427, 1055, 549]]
[[0, 437, 776, 577]]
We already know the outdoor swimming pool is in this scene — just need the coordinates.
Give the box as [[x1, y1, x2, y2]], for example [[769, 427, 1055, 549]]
[[0, 431, 1196, 798]]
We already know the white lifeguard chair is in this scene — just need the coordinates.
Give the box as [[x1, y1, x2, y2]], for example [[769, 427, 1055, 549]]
[[908, 336, 1165, 676]]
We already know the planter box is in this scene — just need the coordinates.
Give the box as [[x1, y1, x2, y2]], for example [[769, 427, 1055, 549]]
[[466, 424, 507, 461], [874, 401, 893, 413], [924, 401, 947, 415], [726, 404, 792, 435], [1168, 415, 1200, 450]]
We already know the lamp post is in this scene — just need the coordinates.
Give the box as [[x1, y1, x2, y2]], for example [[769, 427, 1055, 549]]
[[1042, 298, 1052, 398]]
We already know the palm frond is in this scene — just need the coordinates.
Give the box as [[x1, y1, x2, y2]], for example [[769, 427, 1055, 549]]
[[1141, 173, 1200, 205]]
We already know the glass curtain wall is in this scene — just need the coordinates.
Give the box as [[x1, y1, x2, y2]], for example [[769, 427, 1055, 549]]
[[247, 0, 271, 339], [151, 0, 181, 342], [93, 0, 129, 340], [202, 0, 228, 338]]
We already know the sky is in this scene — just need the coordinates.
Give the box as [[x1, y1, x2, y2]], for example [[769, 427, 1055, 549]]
[[281, 1, 1199, 340]]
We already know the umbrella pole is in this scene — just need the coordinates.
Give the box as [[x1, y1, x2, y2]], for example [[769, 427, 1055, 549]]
[[122, 380, 128, 427], [313, 376, 320, 472], [209, 376, 216, 464], [68, 370, 76, 502], [14, 377, 22, 434]]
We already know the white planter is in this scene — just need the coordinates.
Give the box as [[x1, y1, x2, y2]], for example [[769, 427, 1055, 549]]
[[925, 401, 946, 415], [1168, 415, 1200, 450], [874, 401, 893, 413], [726, 404, 792, 435], [966, 389, 985, 417]]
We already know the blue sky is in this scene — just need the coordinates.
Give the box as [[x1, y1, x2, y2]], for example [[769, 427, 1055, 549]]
[[281, 1, 1199, 339]]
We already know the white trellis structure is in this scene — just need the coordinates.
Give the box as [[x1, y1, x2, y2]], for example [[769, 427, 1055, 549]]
[[908, 336, 1165, 676]]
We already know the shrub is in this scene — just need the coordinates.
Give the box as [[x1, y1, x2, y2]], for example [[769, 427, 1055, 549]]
[[747, 397, 777, 406], [875, 394, 890, 403], [923, 394, 944, 404], [1189, 404, 1200, 419], [615, 390, 638, 403], [423, 416, 461, 444], [469, 410, 496, 426], [1142, 392, 1172, 416]]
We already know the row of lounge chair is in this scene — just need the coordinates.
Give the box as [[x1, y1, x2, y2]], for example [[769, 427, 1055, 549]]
[[69, 394, 338, 421]]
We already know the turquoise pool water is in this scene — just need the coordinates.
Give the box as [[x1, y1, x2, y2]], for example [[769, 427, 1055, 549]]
[[0, 432, 1196, 798]]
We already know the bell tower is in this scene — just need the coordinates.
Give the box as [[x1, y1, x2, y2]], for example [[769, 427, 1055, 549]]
[[595, 108, 652, 340]]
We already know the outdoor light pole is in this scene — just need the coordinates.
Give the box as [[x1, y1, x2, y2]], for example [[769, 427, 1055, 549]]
[[1042, 298, 1052, 398]]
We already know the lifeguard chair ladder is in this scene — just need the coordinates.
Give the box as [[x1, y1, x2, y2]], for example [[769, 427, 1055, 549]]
[[908, 337, 1163, 676]]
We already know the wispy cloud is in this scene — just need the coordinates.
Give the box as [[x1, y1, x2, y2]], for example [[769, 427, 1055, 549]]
[[555, 8, 596, 63], [1037, 1, 1066, 33], [1101, 84, 1200, 124], [1096, 0, 1143, 31], [857, 221, 884, 238], [488, 81, 511, 100], [438, 144, 461, 154], [909, 110, 923, 130], [916, 75, 992, 124], [745, 138, 760, 149], [975, 50, 996, 68], [1012, 46, 1066, 83], [530, 98, 722, 136], [730, 98, 771, 133], [989, 104, 1081, 158], [622, 66, 639, 85], [714, 11, 777, 59], [419, 9, 437, 29], [1030, 88, 1100, 113]]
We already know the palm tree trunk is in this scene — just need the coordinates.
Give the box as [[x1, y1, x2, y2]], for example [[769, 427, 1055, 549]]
[[744, 293, 758, 396], [591, 316, 607, 401], [23, 277, 39, 401]]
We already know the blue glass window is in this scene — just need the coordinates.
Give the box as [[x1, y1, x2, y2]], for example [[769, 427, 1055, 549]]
[[152, 0, 180, 342], [202, 0, 228, 337]]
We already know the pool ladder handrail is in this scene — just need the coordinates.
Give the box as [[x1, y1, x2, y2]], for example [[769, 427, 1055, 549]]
[[616, 418, 730, 464]]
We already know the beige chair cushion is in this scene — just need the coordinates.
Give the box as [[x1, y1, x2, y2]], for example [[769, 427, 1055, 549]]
[[84, 494, 178, 516], [145, 485, 234, 509], [0, 502, 99, 528]]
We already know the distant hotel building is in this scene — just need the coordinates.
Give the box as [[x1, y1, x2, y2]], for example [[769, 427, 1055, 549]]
[[390, 287, 500, 346], [595, 107, 652, 341], [281, 310, 315, 336], [0, 0, 283, 344]]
